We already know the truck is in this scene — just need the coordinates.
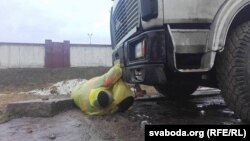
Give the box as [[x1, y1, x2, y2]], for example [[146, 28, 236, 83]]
[[110, 0, 250, 121]]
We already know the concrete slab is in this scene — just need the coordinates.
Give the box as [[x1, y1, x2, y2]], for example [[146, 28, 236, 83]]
[[6, 98, 76, 117]]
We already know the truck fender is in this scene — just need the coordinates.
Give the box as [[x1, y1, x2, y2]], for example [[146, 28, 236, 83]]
[[208, 0, 250, 52]]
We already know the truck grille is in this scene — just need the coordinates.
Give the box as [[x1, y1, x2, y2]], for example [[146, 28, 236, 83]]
[[111, 0, 140, 47]]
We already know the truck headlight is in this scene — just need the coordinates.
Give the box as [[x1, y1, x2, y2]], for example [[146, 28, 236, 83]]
[[135, 40, 146, 59]]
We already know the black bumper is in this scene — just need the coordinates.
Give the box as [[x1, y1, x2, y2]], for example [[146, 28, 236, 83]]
[[123, 64, 167, 85], [113, 29, 169, 85]]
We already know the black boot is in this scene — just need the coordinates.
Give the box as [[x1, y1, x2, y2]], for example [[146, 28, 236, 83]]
[[117, 96, 134, 112]]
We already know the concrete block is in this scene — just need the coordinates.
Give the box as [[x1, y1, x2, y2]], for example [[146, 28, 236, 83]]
[[6, 98, 76, 117]]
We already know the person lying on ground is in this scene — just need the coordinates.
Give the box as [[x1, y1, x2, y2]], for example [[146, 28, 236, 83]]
[[71, 64, 135, 115]]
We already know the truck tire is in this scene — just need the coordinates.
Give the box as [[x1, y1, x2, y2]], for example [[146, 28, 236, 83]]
[[154, 81, 198, 99], [216, 21, 250, 121]]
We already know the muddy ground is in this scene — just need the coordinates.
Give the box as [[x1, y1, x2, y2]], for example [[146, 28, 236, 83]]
[[0, 85, 247, 141]]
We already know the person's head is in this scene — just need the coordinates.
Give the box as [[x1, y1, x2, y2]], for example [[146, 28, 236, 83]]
[[89, 87, 113, 108], [97, 91, 110, 107]]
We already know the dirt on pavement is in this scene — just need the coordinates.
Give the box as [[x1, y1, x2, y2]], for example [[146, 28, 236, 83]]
[[0, 83, 247, 141]]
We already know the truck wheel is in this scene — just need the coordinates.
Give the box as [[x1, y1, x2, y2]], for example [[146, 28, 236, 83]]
[[216, 21, 250, 121], [154, 82, 198, 99]]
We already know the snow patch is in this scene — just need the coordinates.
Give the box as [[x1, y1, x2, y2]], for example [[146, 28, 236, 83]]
[[23, 79, 87, 95]]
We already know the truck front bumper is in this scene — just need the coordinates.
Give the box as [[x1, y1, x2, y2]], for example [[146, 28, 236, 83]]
[[113, 24, 213, 85], [113, 29, 169, 85], [123, 64, 167, 85]]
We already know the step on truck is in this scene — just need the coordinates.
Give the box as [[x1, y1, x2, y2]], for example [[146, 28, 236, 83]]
[[110, 0, 250, 121]]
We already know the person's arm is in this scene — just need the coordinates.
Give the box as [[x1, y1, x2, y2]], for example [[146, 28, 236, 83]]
[[100, 64, 122, 87]]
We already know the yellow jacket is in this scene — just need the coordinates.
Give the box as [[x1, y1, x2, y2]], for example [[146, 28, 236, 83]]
[[71, 64, 135, 115]]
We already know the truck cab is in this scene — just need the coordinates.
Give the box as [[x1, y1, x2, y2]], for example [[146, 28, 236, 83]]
[[110, 0, 250, 121]]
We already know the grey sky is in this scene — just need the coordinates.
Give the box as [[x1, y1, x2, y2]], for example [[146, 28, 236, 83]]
[[0, 0, 113, 44]]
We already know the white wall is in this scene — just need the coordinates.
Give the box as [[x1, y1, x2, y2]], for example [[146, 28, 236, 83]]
[[0, 43, 112, 69], [70, 45, 112, 67], [0, 44, 45, 69]]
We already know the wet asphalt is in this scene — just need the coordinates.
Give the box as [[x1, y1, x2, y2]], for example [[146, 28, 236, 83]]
[[0, 88, 247, 141]]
